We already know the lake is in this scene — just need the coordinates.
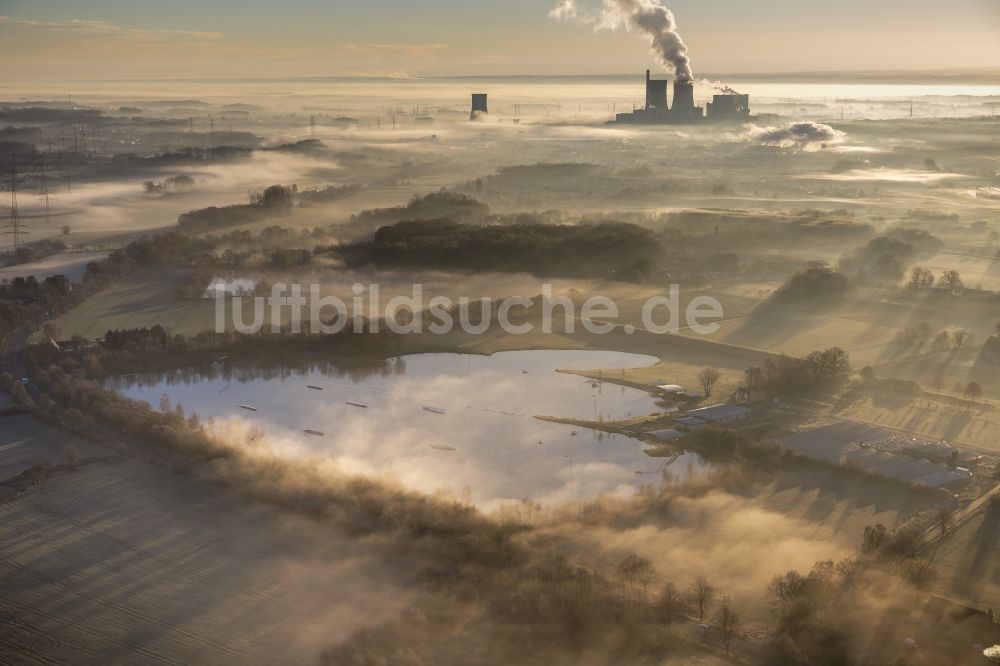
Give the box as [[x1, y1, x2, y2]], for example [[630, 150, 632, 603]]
[[111, 349, 706, 509]]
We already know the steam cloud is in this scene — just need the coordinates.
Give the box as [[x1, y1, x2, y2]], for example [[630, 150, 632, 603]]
[[748, 121, 846, 150], [550, 0, 694, 82]]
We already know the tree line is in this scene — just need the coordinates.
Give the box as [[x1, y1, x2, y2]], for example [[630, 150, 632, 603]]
[[365, 218, 660, 282]]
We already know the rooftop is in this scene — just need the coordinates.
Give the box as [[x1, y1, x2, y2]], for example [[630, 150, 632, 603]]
[[685, 403, 751, 421], [777, 421, 973, 489]]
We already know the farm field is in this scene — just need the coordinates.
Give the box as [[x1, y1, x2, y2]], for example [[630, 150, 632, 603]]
[[927, 508, 1000, 614], [53, 269, 217, 339], [0, 436, 416, 665], [0, 252, 109, 284], [827, 393, 1000, 454], [0, 415, 107, 482]]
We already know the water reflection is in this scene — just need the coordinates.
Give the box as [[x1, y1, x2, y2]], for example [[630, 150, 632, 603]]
[[112, 350, 707, 509]]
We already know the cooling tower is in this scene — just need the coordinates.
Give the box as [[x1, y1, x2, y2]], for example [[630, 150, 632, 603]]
[[672, 81, 695, 113], [470, 93, 488, 120], [644, 70, 669, 112]]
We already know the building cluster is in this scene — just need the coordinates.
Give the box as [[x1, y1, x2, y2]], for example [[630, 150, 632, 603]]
[[647, 401, 752, 442], [614, 70, 750, 125], [467, 71, 750, 125], [778, 421, 974, 489]]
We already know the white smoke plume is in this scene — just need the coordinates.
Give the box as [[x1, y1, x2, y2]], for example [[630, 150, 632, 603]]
[[549, 0, 584, 21], [549, 0, 694, 82], [747, 121, 846, 150]]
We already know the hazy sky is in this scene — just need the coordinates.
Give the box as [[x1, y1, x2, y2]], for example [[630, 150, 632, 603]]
[[2, 0, 999, 80]]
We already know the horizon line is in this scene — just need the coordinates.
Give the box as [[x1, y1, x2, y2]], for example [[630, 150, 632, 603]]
[[4, 67, 1000, 86]]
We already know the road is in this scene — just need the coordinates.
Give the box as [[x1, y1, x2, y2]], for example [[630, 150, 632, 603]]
[[1, 325, 28, 381], [922, 480, 1000, 545], [0, 325, 50, 408]]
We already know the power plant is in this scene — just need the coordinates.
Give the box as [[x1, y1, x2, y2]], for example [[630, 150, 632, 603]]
[[465, 71, 750, 126], [614, 70, 751, 125]]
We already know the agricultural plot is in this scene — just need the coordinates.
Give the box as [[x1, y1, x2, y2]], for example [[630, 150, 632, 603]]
[[0, 415, 107, 482], [0, 453, 416, 665], [0, 252, 108, 283], [54, 269, 218, 339], [927, 508, 1000, 615], [829, 393, 1000, 454]]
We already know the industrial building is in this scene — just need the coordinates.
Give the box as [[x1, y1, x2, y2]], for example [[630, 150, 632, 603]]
[[675, 403, 752, 430], [470, 93, 488, 120], [686, 403, 752, 423], [613, 70, 752, 125], [706, 91, 750, 119], [777, 421, 973, 489]]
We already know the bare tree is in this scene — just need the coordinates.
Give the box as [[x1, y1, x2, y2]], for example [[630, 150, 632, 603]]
[[937, 508, 953, 539], [931, 331, 952, 353], [658, 582, 684, 625], [861, 524, 887, 553], [617, 554, 656, 599], [690, 575, 715, 620], [908, 266, 935, 289], [699, 367, 721, 397], [805, 350, 826, 384], [716, 602, 741, 653], [952, 329, 973, 351], [931, 370, 946, 394], [822, 347, 852, 380], [941, 270, 964, 295], [903, 560, 937, 590]]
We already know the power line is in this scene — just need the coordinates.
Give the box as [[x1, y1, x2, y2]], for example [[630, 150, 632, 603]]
[[3, 155, 25, 249], [38, 154, 52, 228]]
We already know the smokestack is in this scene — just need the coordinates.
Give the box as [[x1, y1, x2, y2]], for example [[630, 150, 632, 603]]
[[672, 80, 694, 113], [470, 94, 488, 120]]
